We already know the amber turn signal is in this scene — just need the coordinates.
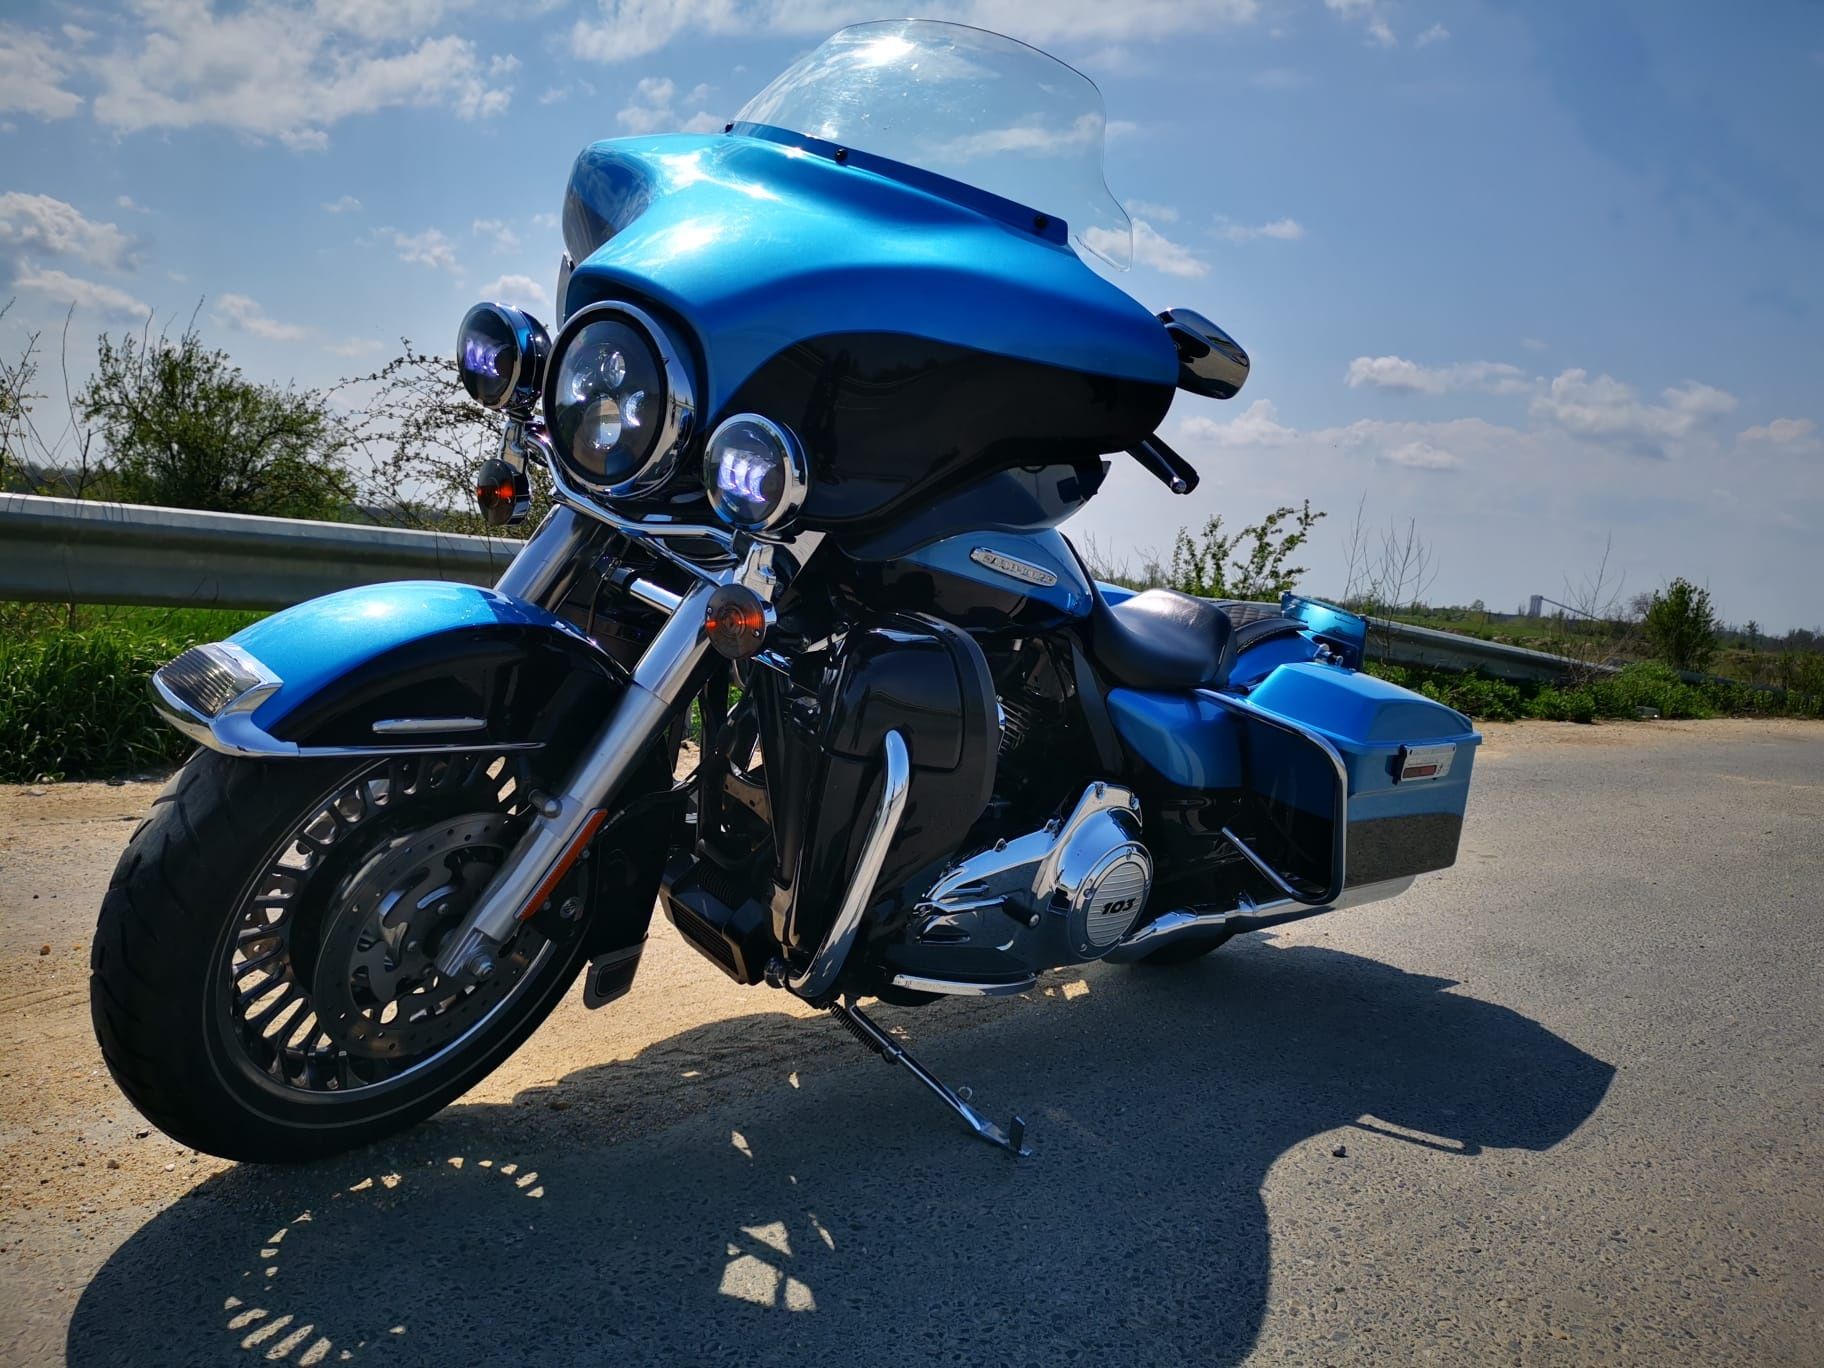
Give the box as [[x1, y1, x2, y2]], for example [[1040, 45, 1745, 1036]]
[[704, 584, 770, 659], [474, 456, 528, 527]]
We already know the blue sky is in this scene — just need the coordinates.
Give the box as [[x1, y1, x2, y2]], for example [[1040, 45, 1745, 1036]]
[[2, 1, 1820, 628]]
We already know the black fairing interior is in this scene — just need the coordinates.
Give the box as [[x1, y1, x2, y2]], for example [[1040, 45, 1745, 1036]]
[[1089, 588, 1236, 691]]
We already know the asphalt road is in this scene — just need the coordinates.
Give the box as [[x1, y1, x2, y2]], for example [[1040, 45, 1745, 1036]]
[[1, 719, 1820, 1365]]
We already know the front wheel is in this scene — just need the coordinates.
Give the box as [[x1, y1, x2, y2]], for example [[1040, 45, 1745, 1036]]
[[90, 748, 602, 1162]]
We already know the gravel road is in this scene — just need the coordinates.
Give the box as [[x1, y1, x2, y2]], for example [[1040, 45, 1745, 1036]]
[[1, 719, 1819, 1365]]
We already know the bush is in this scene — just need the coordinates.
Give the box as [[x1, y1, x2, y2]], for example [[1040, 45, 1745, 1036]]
[[1642, 578, 1718, 672]]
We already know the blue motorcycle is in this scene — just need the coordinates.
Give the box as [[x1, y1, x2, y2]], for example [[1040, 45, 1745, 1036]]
[[92, 21, 1478, 1161]]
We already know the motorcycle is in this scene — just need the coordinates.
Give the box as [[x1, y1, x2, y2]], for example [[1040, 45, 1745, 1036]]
[[91, 20, 1479, 1162]]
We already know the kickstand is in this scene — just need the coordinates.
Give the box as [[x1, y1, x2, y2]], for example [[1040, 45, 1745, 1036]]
[[828, 997, 1031, 1158]]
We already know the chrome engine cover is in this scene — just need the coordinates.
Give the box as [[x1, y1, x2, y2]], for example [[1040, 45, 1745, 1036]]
[[915, 783, 1152, 966]]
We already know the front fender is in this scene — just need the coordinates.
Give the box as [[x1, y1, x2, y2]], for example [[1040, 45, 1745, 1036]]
[[152, 581, 621, 758]]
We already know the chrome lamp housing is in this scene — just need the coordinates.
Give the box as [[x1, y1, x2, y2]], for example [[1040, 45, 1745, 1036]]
[[457, 302, 550, 415], [542, 300, 697, 499]]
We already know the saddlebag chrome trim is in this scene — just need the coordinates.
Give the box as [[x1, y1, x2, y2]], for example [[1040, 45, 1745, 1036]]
[[371, 716, 487, 735], [1195, 688, 1351, 907]]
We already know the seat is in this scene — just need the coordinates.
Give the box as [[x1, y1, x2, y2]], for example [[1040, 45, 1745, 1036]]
[[1089, 588, 1235, 691]]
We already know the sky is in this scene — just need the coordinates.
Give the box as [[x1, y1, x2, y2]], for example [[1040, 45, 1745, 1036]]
[[1, 0, 1820, 629]]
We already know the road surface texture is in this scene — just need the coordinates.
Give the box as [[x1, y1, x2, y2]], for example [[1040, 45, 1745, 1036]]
[[1, 719, 1819, 1365]]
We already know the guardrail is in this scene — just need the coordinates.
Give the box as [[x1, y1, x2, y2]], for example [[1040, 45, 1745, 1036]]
[[0, 493, 1616, 685], [0, 493, 518, 609]]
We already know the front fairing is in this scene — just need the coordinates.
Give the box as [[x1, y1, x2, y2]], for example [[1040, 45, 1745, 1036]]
[[558, 131, 1177, 535]]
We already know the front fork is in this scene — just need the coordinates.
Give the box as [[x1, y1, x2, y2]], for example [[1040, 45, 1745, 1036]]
[[433, 505, 758, 980]]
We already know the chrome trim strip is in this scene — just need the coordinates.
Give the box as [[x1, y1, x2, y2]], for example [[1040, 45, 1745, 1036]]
[[150, 672, 538, 760], [1103, 878, 1414, 963], [888, 973, 1037, 998], [788, 730, 912, 1001], [1194, 688, 1351, 907], [371, 716, 487, 735]]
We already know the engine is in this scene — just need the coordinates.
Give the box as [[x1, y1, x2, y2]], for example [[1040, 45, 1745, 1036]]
[[883, 782, 1153, 987]]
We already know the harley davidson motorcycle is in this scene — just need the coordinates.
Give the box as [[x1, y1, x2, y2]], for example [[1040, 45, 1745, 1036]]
[[91, 21, 1478, 1161]]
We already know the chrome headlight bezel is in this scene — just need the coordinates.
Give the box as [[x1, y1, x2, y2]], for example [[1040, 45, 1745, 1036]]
[[541, 300, 696, 500]]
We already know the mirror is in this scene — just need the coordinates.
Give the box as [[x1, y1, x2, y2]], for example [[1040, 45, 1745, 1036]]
[[1160, 308, 1250, 400]]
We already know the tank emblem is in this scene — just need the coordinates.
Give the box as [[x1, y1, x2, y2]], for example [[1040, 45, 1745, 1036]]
[[969, 547, 1058, 588]]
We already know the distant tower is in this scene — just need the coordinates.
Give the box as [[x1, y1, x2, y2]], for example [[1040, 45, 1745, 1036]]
[[1528, 594, 1544, 618]]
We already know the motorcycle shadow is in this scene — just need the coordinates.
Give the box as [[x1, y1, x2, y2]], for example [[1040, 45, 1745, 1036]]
[[67, 940, 1613, 1366]]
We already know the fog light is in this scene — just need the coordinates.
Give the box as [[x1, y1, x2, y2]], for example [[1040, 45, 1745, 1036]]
[[704, 584, 771, 659], [703, 414, 807, 534], [457, 303, 548, 415]]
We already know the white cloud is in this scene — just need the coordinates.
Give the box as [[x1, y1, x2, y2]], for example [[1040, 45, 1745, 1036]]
[[1180, 399, 1300, 448], [479, 273, 548, 311], [530, 211, 559, 230], [1416, 24, 1450, 47], [1367, 18, 1396, 47], [384, 227, 458, 272], [1124, 198, 1179, 224], [572, 1, 1261, 65], [0, 192, 137, 270], [11, 266, 150, 320], [1215, 216, 1305, 242], [1521, 336, 1548, 352], [1530, 369, 1737, 452], [213, 292, 310, 342], [616, 73, 724, 134], [325, 337, 384, 359], [322, 195, 363, 214], [1738, 417, 1816, 447], [472, 217, 521, 251], [82, 1, 516, 147], [1323, 0, 1395, 48], [0, 26, 82, 119], [1385, 440, 1459, 470], [1345, 355, 1531, 396], [1126, 218, 1209, 277]]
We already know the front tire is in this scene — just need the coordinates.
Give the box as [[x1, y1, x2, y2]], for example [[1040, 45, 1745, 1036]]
[[90, 749, 597, 1162]]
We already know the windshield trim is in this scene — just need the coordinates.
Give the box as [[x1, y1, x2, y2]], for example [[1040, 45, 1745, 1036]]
[[727, 120, 1073, 248]]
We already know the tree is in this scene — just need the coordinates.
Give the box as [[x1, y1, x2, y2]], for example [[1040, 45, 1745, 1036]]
[[79, 324, 349, 518], [1168, 500, 1325, 601], [337, 343, 536, 535], [1642, 577, 1718, 673]]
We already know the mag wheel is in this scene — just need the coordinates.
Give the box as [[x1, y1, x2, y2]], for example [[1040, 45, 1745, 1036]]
[[90, 748, 598, 1162]]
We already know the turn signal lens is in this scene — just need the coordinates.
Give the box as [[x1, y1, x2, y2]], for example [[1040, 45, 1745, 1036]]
[[474, 456, 529, 527], [704, 584, 771, 659]]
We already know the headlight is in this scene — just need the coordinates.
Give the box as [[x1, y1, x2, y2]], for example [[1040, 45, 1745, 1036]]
[[703, 414, 808, 534], [456, 303, 548, 414], [543, 301, 694, 497]]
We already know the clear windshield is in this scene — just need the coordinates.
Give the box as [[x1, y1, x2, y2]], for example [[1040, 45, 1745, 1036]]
[[735, 20, 1131, 269]]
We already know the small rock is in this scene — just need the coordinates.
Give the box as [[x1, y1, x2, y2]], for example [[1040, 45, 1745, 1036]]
[[106, 777, 126, 787], [163, 1163, 175, 1172], [1331, 1144, 1348, 1159], [548, 1099, 570, 1111], [106, 1159, 120, 1170], [39, 945, 51, 957], [134, 1130, 149, 1140], [25, 787, 48, 798]]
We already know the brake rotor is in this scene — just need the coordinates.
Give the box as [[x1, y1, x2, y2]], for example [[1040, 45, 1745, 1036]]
[[312, 812, 536, 1061]]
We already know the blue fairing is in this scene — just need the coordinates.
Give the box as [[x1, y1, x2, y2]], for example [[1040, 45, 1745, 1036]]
[[561, 131, 1179, 417], [897, 528, 1094, 621], [230, 582, 593, 731]]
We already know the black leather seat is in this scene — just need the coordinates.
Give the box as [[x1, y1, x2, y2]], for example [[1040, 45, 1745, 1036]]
[[1089, 588, 1235, 691]]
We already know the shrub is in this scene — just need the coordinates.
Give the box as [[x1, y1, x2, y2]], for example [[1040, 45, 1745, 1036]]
[[1642, 578, 1718, 672]]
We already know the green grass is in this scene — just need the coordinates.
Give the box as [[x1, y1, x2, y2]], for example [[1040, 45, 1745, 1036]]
[[1, 603, 263, 781], [1366, 659, 1823, 725]]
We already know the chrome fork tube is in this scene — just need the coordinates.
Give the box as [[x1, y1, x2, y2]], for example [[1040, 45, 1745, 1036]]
[[434, 577, 716, 978], [494, 504, 594, 604]]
